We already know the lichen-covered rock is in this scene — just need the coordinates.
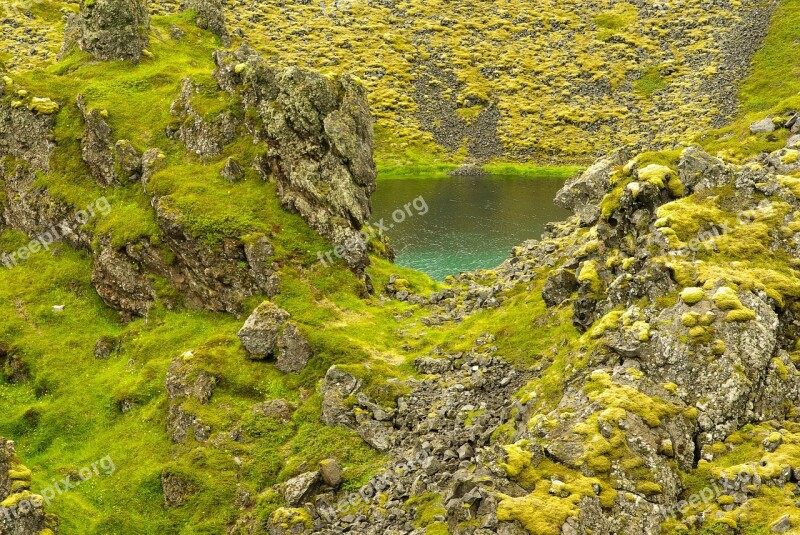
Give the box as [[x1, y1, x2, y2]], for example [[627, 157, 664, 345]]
[[555, 149, 629, 226], [165, 351, 218, 443], [276, 324, 313, 373], [213, 45, 377, 272], [238, 302, 313, 372], [0, 439, 57, 534], [221, 157, 244, 182], [320, 366, 361, 428], [237, 302, 290, 357], [282, 471, 321, 507], [252, 399, 294, 422], [77, 0, 150, 62], [180, 0, 229, 44], [166, 78, 237, 158], [161, 469, 196, 508], [91, 238, 156, 319]]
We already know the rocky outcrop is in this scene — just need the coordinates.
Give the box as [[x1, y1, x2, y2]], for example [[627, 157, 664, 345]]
[[0, 439, 57, 534], [76, 95, 143, 187], [76, 0, 150, 62], [165, 351, 217, 443], [166, 78, 237, 158], [237, 302, 313, 373], [180, 0, 229, 44], [213, 45, 377, 272]]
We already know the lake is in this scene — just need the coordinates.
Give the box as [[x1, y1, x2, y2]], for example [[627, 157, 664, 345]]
[[370, 175, 571, 280]]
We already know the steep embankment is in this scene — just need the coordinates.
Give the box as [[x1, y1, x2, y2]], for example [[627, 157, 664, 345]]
[[0, 0, 779, 169]]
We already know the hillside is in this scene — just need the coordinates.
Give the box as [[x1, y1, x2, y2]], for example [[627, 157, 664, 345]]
[[0, 0, 781, 169], [0, 0, 799, 534]]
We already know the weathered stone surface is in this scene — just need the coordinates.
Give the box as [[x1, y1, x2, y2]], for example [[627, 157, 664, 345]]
[[678, 145, 732, 192], [555, 149, 628, 226], [321, 366, 363, 430], [283, 471, 321, 506], [167, 78, 237, 158], [214, 45, 377, 272], [77, 0, 150, 62], [318, 459, 342, 488], [750, 116, 776, 134], [252, 399, 294, 422], [276, 324, 313, 373], [237, 302, 290, 357], [162, 469, 196, 508], [165, 352, 217, 443], [238, 302, 313, 372], [181, 0, 229, 44], [0, 439, 56, 533], [221, 157, 245, 182], [541, 267, 578, 307], [92, 237, 156, 319]]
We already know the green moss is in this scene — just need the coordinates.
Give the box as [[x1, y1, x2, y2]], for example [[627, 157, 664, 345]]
[[577, 259, 603, 293], [584, 370, 680, 427], [680, 287, 705, 305]]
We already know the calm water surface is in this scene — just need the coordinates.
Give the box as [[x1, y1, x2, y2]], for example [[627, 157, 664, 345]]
[[371, 175, 570, 280]]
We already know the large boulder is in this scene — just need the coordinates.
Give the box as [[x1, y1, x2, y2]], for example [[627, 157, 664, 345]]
[[237, 302, 314, 373], [77, 0, 150, 63], [554, 149, 629, 226]]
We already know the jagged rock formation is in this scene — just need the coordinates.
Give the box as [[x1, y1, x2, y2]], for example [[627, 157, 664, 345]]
[[76, 0, 150, 62], [214, 45, 377, 272], [0, 439, 57, 534], [165, 351, 217, 443], [166, 78, 237, 158]]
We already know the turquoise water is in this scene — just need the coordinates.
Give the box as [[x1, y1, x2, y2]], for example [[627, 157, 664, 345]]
[[370, 175, 570, 280]]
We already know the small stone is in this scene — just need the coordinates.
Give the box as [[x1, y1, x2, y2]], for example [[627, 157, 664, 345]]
[[221, 157, 245, 182], [319, 458, 343, 487], [771, 514, 791, 533], [283, 471, 320, 506], [750, 117, 777, 135]]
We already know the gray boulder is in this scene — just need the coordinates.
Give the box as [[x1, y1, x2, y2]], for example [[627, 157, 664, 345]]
[[283, 471, 321, 506], [276, 324, 313, 373], [237, 302, 290, 357], [749, 116, 777, 134], [77, 0, 150, 63], [238, 302, 314, 372]]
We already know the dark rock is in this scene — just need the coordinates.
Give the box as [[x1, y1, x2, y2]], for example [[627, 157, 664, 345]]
[[162, 469, 196, 508], [221, 157, 245, 182], [542, 267, 578, 307]]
